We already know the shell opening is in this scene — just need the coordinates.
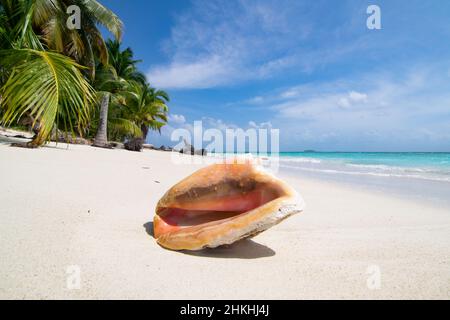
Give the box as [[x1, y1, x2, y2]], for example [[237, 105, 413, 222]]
[[155, 181, 285, 236]]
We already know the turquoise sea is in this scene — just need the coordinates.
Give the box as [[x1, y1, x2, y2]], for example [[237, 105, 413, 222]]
[[276, 152, 450, 206], [278, 152, 450, 182]]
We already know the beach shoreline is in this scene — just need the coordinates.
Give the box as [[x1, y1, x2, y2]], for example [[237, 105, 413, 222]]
[[1, 142, 449, 299]]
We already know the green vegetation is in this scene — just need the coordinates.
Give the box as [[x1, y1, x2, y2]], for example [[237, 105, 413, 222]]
[[0, 0, 169, 149]]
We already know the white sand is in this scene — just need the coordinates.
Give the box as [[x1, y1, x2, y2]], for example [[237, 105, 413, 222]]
[[0, 142, 449, 299]]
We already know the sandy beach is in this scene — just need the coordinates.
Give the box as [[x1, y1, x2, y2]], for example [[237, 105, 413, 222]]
[[1, 141, 449, 299]]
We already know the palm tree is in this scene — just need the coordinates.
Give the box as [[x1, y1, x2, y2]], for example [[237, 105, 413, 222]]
[[92, 40, 146, 147], [139, 85, 170, 140], [0, 1, 100, 147], [120, 82, 169, 142], [91, 64, 126, 147]]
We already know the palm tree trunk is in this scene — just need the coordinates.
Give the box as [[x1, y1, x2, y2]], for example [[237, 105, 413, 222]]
[[93, 92, 110, 147], [11, 116, 43, 148], [141, 124, 149, 141], [28, 130, 46, 148]]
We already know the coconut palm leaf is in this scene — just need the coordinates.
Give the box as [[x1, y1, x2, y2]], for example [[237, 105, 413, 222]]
[[151, 88, 170, 103], [146, 119, 166, 133], [0, 0, 44, 50], [108, 117, 142, 138], [94, 63, 127, 94], [0, 48, 95, 145], [81, 0, 122, 40], [106, 39, 146, 84]]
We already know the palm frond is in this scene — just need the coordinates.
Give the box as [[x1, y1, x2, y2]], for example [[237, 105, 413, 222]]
[[4, 0, 44, 50], [81, 0, 123, 40], [147, 120, 166, 134], [109, 117, 142, 138], [0, 48, 95, 144]]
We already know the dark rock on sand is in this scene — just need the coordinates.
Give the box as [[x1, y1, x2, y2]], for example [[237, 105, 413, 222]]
[[125, 138, 144, 152]]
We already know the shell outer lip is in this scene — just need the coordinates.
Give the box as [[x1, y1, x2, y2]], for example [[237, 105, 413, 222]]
[[203, 196, 304, 250]]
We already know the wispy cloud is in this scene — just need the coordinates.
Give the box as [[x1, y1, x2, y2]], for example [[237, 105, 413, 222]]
[[337, 91, 368, 108], [248, 121, 273, 129], [150, 113, 274, 147], [168, 114, 186, 124], [148, 56, 236, 89], [146, 0, 369, 89], [235, 64, 450, 151]]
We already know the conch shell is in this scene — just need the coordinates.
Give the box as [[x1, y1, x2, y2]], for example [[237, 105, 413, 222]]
[[153, 160, 304, 251]]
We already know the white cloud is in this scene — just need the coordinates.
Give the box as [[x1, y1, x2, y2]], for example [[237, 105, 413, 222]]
[[168, 114, 186, 124], [148, 56, 235, 89], [337, 97, 351, 109], [337, 91, 368, 109], [202, 117, 238, 131], [280, 87, 302, 99], [245, 96, 265, 105], [146, 0, 369, 89], [225, 65, 450, 151], [349, 91, 368, 103], [152, 115, 275, 147], [248, 121, 273, 129]]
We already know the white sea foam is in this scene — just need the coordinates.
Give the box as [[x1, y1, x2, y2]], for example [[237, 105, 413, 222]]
[[279, 157, 322, 164], [346, 163, 450, 175], [279, 163, 450, 183]]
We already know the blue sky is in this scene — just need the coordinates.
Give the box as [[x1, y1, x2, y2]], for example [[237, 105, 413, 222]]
[[101, 0, 450, 152]]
